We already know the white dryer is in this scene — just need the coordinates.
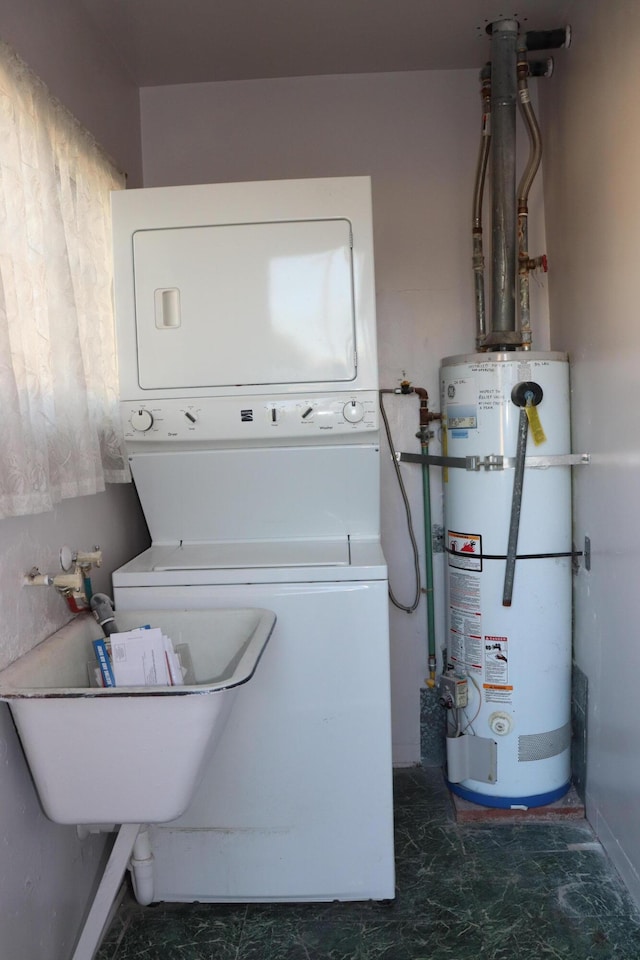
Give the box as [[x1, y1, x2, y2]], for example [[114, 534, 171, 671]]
[[111, 177, 395, 901]]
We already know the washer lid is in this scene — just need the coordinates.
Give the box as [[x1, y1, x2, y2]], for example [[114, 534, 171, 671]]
[[112, 538, 387, 586], [128, 445, 381, 544], [151, 539, 350, 571]]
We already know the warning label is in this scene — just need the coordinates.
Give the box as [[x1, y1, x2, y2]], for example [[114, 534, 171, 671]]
[[448, 569, 482, 676], [448, 530, 482, 572], [483, 635, 513, 703], [449, 570, 480, 611], [484, 685, 514, 704]]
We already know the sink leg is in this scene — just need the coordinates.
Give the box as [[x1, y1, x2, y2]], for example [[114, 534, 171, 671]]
[[71, 822, 141, 960]]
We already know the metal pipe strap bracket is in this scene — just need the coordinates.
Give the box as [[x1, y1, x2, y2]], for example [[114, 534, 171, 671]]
[[398, 451, 590, 471]]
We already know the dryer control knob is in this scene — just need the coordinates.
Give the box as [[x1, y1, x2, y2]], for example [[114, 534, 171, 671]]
[[343, 400, 364, 423], [130, 408, 154, 432]]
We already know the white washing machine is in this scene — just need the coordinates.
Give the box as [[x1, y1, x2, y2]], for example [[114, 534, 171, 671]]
[[110, 177, 395, 901]]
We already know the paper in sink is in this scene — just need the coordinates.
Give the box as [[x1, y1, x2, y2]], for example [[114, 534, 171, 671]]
[[111, 627, 171, 686]]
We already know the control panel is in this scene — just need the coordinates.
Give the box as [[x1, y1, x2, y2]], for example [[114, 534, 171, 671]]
[[121, 392, 379, 445], [438, 672, 469, 710]]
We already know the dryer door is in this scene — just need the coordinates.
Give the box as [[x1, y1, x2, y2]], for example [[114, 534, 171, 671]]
[[133, 218, 356, 390]]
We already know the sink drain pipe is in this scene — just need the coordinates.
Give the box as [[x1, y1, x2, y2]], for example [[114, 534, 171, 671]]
[[129, 825, 155, 905]]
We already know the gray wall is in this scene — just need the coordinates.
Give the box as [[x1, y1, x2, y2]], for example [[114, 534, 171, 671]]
[[0, 4, 147, 958], [1, 0, 143, 185], [6, 1, 630, 951], [140, 70, 550, 764], [540, 0, 640, 905]]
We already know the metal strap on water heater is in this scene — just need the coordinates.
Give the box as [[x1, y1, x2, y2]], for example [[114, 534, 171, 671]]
[[397, 451, 590, 470]]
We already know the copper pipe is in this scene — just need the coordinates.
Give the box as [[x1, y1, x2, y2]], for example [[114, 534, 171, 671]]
[[516, 48, 543, 348]]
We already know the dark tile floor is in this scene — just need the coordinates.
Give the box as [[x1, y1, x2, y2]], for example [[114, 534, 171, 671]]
[[96, 766, 640, 959]]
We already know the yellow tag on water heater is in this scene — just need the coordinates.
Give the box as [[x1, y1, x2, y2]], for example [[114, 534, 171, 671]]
[[525, 404, 547, 446]]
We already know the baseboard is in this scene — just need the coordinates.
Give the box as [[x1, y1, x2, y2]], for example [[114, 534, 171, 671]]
[[392, 744, 421, 767], [588, 792, 640, 911]]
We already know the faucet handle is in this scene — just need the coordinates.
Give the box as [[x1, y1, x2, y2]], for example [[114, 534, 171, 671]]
[[59, 545, 103, 571]]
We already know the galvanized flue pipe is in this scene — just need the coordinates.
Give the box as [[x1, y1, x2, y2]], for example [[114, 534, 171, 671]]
[[490, 19, 518, 337]]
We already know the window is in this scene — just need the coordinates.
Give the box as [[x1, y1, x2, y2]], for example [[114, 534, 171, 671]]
[[0, 40, 129, 519]]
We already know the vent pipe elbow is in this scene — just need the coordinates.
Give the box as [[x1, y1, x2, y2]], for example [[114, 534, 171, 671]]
[[525, 27, 571, 51]]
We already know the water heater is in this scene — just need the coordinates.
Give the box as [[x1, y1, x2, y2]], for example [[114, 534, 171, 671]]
[[440, 351, 572, 808]]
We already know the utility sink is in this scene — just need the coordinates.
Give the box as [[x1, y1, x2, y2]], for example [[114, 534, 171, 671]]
[[0, 608, 275, 825]]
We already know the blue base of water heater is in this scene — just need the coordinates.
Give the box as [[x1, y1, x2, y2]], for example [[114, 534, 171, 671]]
[[447, 780, 571, 810]]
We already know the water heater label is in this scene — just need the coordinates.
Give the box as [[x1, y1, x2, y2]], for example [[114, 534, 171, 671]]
[[448, 531, 482, 572], [478, 386, 505, 411], [446, 378, 477, 430]]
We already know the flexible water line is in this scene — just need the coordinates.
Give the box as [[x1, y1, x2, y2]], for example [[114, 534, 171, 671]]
[[90, 593, 120, 636], [379, 388, 439, 685], [379, 391, 421, 613], [473, 73, 491, 347], [516, 45, 544, 347]]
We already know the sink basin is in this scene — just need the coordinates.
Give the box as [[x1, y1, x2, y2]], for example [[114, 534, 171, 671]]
[[0, 608, 275, 825]]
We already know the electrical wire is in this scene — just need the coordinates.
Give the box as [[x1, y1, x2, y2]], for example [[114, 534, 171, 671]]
[[451, 708, 461, 738], [379, 391, 421, 613], [459, 674, 483, 736]]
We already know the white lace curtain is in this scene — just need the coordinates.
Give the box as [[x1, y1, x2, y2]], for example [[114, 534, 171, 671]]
[[0, 40, 130, 519]]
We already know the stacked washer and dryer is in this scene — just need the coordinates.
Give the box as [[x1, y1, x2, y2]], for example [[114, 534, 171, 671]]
[[110, 177, 395, 902]]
